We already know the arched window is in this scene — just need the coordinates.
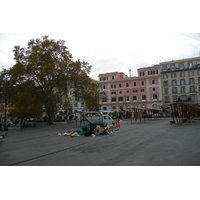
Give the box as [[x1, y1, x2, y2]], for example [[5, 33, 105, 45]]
[[103, 106, 107, 110]]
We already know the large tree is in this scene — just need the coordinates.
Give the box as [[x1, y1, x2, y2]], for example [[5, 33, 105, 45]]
[[9, 35, 92, 124]]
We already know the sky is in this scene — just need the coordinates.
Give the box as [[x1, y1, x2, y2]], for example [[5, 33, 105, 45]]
[[1, 0, 200, 81], [1, 0, 200, 196]]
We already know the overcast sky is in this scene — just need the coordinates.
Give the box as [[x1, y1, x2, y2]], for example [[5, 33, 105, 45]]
[[1, 0, 200, 80]]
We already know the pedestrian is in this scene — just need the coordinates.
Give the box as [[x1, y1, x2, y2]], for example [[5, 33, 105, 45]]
[[116, 113, 120, 123]]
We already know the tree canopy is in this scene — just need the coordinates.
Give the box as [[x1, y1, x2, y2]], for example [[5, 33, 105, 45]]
[[3, 35, 97, 124]]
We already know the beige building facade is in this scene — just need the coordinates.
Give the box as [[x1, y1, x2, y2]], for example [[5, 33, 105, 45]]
[[160, 57, 200, 105]]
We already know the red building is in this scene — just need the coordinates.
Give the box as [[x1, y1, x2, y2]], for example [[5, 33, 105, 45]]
[[98, 65, 162, 111]]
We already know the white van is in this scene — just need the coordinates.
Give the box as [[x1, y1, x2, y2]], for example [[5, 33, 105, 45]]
[[84, 113, 115, 126]]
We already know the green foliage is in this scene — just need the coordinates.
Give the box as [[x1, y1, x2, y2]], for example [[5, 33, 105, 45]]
[[4, 35, 92, 124], [80, 80, 101, 111], [62, 98, 73, 116]]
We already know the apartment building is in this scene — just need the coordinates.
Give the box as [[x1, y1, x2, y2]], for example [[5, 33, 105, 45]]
[[99, 65, 162, 111], [161, 57, 200, 105]]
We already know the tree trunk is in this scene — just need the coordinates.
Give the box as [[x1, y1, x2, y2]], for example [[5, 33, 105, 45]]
[[45, 103, 54, 125], [48, 113, 54, 125]]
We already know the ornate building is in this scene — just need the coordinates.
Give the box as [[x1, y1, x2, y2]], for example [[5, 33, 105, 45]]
[[99, 65, 162, 112], [160, 57, 200, 105]]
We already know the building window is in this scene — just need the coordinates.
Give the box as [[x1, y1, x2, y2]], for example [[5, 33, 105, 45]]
[[133, 96, 137, 100], [164, 88, 168, 94], [170, 65, 176, 71], [111, 84, 116, 88], [191, 94, 196, 102], [164, 96, 170, 103], [188, 62, 193, 69], [197, 70, 200, 75], [111, 91, 116, 95], [119, 91, 122, 94], [126, 90, 129, 93], [119, 83, 122, 88], [198, 77, 200, 84], [189, 78, 195, 84], [154, 70, 159, 74], [103, 85, 106, 89], [163, 74, 168, 79], [179, 63, 184, 70], [102, 98, 107, 102], [100, 77, 108, 81], [148, 71, 152, 75], [172, 80, 177, 86], [141, 89, 145, 92], [153, 94, 157, 99], [162, 66, 168, 71], [163, 81, 168, 86], [133, 90, 138, 93], [126, 96, 130, 101], [180, 79, 186, 85], [140, 72, 145, 76], [171, 73, 176, 78], [103, 106, 107, 110], [152, 88, 156, 91], [190, 86, 196, 93], [111, 97, 116, 102], [181, 95, 187, 101], [141, 81, 144, 85], [173, 96, 178, 102], [133, 82, 137, 86], [180, 87, 185, 93], [188, 71, 194, 76], [112, 76, 115, 80], [142, 95, 146, 100], [152, 80, 155, 84], [118, 97, 123, 101], [126, 83, 129, 87], [180, 72, 185, 77], [172, 87, 178, 94]]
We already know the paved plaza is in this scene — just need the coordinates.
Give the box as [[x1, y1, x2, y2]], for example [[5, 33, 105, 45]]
[[0, 118, 200, 166]]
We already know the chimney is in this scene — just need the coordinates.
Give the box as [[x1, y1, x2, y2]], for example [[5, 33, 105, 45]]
[[129, 69, 131, 77]]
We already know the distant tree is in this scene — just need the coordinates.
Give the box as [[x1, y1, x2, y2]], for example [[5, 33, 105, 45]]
[[81, 80, 101, 111], [8, 35, 92, 124], [0, 69, 16, 122], [62, 99, 73, 116]]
